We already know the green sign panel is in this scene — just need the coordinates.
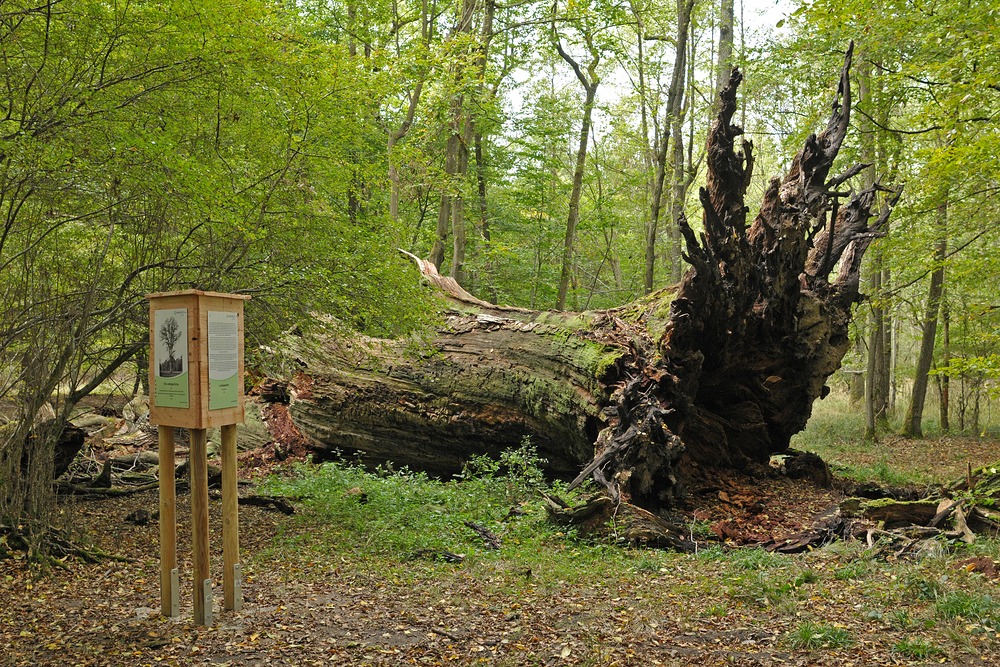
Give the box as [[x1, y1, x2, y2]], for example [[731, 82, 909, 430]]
[[208, 311, 239, 410]]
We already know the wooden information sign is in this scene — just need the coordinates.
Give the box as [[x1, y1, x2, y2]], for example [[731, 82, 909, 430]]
[[147, 290, 250, 625]]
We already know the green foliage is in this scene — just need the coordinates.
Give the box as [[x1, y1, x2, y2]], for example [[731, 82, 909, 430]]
[[787, 621, 854, 650], [898, 572, 946, 602], [833, 559, 872, 581], [886, 609, 918, 631], [934, 591, 1000, 628], [0, 0, 436, 533], [768, 0, 1000, 438], [892, 638, 943, 659], [259, 442, 581, 565], [460, 437, 549, 501]]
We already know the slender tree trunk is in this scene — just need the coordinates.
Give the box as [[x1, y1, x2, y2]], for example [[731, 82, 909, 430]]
[[644, 0, 694, 293], [430, 188, 451, 269], [848, 337, 863, 404], [858, 58, 885, 439], [630, 2, 653, 208], [631, 2, 655, 290], [973, 385, 981, 435], [473, 131, 496, 299], [667, 39, 693, 286], [472, 0, 495, 254], [864, 285, 888, 439], [451, 195, 467, 282], [451, 119, 471, 283], [475, 134, 489, 246], [347, 3, 357, 57], [556, 80, 597, 309], [384, 1, 432, 224], [902, 190, 948, 437], [551, 7, 602, 310], [939, 293, 950, 432], [430, 0, 476, 271], [671, 26, 698, 282], [860, 55, 892, 438]]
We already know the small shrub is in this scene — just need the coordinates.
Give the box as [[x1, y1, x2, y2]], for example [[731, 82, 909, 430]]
[[702, 603, 728, 618], [632, 555, 663, 574], [899, 572, 945, 601], [833, 560, 871, 581], [460, 437, 548, 502], [793, 569, 820, 587]]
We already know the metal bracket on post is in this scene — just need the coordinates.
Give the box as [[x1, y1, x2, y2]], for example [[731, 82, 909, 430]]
[[201, 578, 214, 626], [232, 562, 244, 611], [169, 568, 180, 618]]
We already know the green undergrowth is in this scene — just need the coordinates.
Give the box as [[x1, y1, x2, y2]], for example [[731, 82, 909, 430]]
[[257, 440, 636, 583]]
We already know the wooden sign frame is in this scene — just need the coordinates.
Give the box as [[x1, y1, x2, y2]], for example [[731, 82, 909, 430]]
[[148, 290, 249, 429], [146, 290, 250, 626]]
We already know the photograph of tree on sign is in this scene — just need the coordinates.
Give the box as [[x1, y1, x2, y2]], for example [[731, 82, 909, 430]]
[[153, 309, 188, 408], [157, 315, 184, 376]]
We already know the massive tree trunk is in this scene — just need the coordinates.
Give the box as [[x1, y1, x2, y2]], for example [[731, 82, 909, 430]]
[[281, 48, 898, 511]]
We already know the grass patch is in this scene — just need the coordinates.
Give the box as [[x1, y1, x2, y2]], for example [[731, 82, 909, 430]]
[[697, 546, 790, 570], [831, 458, 917, 486], [243, 420, 1000, 663], [787, 621, 853, 650], [833, 559, 872, 581], [934, 591, 1000, 627], [790, 391, 867, 453], [892, 638, 944, 659], [887, 609, 918, 630]]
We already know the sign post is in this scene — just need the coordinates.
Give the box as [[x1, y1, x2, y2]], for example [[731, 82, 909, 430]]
[[147, 290, 250, 625]]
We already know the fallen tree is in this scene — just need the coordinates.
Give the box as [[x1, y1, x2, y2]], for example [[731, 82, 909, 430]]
[[277, 46, 899, 517]]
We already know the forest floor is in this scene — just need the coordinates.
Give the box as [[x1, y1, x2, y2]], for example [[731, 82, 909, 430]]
[[4, 405, 1000, 666]]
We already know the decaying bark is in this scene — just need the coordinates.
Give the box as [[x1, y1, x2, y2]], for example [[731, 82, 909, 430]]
[[278, 45, 900, 515]]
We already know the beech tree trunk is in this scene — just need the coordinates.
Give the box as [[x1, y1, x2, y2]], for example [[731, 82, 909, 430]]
[[643, 0, 694, 294], [903, 187, 947, 437], [281, 48, 898, 511]]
